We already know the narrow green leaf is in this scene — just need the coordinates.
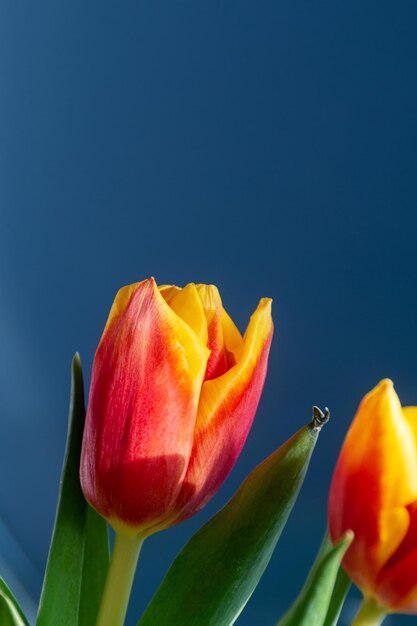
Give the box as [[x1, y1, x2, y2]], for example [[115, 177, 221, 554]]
[[36, 354, 109, 626], [322, 560, 351, 626], [78, 506, 110, 626], [0, 578, 29, 626], [277, 531, 353, 626], [138, 418, 327, 626]]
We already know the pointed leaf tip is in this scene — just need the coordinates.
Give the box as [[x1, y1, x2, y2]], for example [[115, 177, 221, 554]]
[[72, 352, 83, 381], [312, 406, 330, 430], [36, 357, 109, 626]]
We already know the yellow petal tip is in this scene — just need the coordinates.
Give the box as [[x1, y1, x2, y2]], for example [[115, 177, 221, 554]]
[[378, 378, 394, 390], [259, 297, 272, 310]]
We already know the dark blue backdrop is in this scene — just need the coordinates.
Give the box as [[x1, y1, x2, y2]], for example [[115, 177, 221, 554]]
[[1, 1, 417, 624]]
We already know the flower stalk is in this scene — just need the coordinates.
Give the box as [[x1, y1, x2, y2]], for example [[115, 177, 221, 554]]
[[351, 598, 386, 626], [95, 533, 144, 626]]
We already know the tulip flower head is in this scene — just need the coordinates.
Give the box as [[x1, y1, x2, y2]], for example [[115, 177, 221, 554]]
[[80, 278, 273, 537], [328, 379, 417, 614]]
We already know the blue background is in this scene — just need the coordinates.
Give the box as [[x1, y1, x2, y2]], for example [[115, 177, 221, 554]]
[[1, 1, 417, 624]]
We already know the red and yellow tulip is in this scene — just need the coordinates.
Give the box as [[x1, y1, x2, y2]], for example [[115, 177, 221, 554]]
[[328, 379, 417, 614], [80, 278, 273, 537]]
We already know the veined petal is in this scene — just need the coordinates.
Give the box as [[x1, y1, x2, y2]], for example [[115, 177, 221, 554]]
[[80, 278, 210, 532], [328, 380, 417, 594], [173, 297, 273, 522], [102, 281, 142, 335]]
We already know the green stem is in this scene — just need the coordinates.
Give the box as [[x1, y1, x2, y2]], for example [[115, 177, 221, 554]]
[[351, 597, 387, 626], [95, 532, 144, 626]]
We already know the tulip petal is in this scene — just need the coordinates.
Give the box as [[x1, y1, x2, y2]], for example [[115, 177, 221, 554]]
[[102, 282, 140, 334], [196, 284, 236, 380], [328, 380, 417, 594], [373, 406, 417, 611], [378, 559, 417, 613], [402, 406, 417, 444], [173, 297, 273, 522], [80, 278, 210, 533], [221, 308, 244, 362], [376, 502, 417, 612], [158, 284, 181, 301], [160, 283, 208, 346]]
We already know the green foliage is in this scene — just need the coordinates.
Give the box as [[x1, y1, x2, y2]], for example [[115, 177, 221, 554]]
[[277, 531, 353, 626], [138, 420, 326, 626], [0, 578, 29, 626], [36, 354, 109, 626], [322, 557, 351, 626]]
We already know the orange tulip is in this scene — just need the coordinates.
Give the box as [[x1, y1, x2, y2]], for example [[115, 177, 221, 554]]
[[328, 379, 417, 614], [80, 278, 273, 537]]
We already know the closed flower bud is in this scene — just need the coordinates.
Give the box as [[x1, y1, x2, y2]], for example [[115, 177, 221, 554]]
[[329, 379, 417, 614], [80, 278, 273, 537]]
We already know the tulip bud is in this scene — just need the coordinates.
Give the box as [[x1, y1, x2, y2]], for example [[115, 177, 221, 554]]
[[328, 379, 417, 613], [80, 278, 273, 537]]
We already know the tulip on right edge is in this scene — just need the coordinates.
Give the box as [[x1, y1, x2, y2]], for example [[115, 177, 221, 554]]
[[328, 379, 417, 625]]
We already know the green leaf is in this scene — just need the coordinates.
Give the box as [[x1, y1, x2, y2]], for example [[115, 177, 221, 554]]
[[0, 578, 29, 626], [78, 505, 110, 625], [277, 531, 353, 626], [138, 418, 327, 626], [36, 354, 109, 626], [322, 558, 351, 626]]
